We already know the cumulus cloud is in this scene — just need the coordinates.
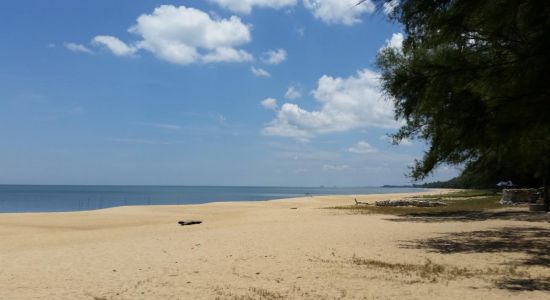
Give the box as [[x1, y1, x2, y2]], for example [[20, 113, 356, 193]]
[[303, 0, 375, 25], [210, 1, 381, 26], [380, 32, 404, 52], [285, 85, 301, 100], [92, 35, 137, 56], [92, 5, 253, 65], [261, 98, 278, 110], [210, 0, 297, 14], [261, 49, 287, 65], [263, 69, 398, 140], [251, 66, 271, 77], [64, 42, 93, 54], [201, 47, 253, 63], [348, 141, 377, 154]]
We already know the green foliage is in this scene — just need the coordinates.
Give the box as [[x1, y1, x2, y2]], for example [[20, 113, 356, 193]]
[[415, 173, 504, 189], [376, 0, 550, 187], [414, 176, 484, 189]]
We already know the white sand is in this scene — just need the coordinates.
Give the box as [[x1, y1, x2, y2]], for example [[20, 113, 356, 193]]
[[0, 190, 548, 299]]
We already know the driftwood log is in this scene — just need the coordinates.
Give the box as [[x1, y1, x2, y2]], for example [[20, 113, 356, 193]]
[[354, 199, 370, 205], [178, 220, 202, 226], [375, 200, 447, 207]]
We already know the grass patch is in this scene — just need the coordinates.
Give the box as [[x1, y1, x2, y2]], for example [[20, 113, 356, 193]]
[[351, 256, 471, 281], [313, 255, 534, 286], [248, 287, 285, 300], [213, 286, 286, 300], [349, 256, 528, 282]]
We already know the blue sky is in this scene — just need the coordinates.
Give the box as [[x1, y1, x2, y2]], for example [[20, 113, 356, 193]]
[[0, 0, 458, 186]]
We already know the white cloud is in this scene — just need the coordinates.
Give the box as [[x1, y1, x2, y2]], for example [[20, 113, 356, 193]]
[[64, 43, 93, 54], [92, 35, 137, 56], [201, 47, 253, 63], [261, 98, 278, 110], [383, 0, 399, 15], [285, 85, 301, 99], [380, 32, 404, 52], [92, 5, 253, 65], [323, 164, 350, 171], [263, 69, 398, 140], [261, 49, 287, 65], [348, 141, 377, 154], [210, 0, 297, 14], [251, 66, 272, 77], [210, 0, 380, 27], [303, 0, 375, 25]]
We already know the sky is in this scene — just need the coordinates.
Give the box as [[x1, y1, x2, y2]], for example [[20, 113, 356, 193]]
[[0, 0, 459, 186]]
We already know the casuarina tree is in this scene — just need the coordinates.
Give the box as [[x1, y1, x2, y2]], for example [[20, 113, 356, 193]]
[[375, 0, 550, 209]]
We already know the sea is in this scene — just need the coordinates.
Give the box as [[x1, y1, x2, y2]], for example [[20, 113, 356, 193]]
[[0, 185, 425, 213]]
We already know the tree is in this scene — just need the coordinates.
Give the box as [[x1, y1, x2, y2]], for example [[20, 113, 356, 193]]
[[376, 0, 550, 209]]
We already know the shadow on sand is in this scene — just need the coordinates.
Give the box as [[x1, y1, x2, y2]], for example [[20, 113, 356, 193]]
[[386, 210, 549, 223], [400, 226, 550, 291], [496, 278, 550, 291]]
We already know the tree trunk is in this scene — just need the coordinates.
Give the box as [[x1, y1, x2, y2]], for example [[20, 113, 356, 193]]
[[544, 174, 549, 212]]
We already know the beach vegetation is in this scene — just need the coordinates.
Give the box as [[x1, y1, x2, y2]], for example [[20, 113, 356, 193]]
[[314, 254, 533, 284], [350, 256, 530, 282]]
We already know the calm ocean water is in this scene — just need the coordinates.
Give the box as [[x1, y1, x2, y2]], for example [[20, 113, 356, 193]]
[[0, 185, 425, 213]]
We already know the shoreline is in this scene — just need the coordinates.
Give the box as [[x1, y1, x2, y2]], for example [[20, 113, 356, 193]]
[[0, 188, 449, 216]]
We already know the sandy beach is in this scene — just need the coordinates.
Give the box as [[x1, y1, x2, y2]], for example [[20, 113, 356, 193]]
[[0, 190, 548, 299]]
